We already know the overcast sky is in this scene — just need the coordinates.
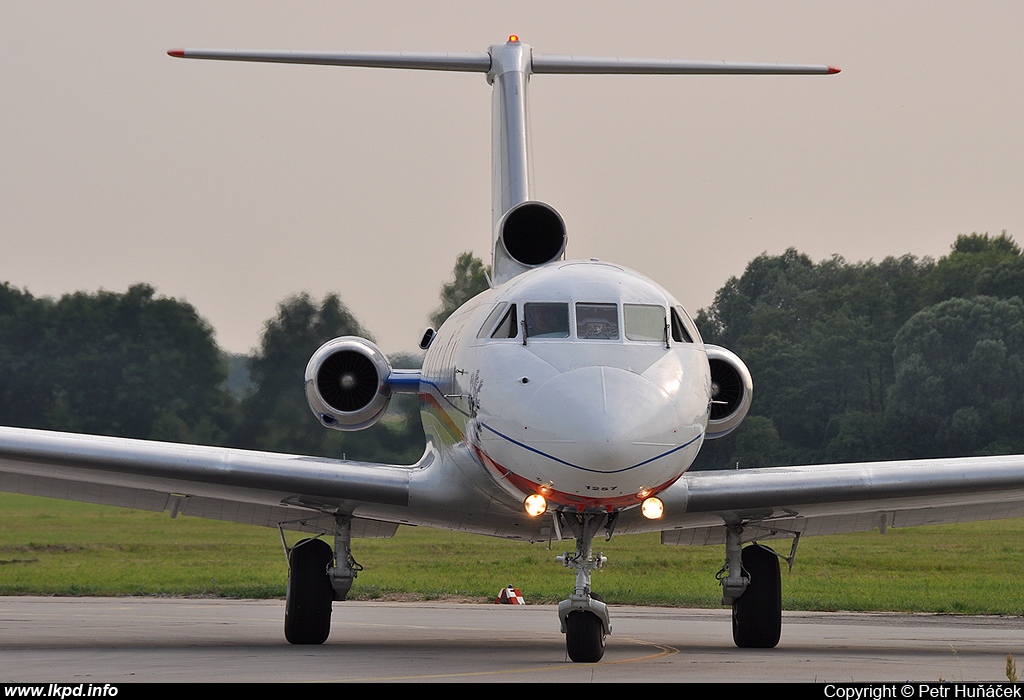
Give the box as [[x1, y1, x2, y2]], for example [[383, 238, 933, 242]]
[[3, 1, 1022, 356]]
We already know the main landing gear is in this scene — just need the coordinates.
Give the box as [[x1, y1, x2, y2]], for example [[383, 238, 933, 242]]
[[282, 518, 361, 645], [718, 525, 788, 649], [284, 538, 333, 644], [556, 512, 615, 663]]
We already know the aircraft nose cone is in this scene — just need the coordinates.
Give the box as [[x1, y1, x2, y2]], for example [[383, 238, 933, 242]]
[[524, 366, 679, 473]]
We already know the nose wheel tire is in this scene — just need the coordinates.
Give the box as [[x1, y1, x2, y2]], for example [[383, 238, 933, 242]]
[[284, 538, 335, 645], [565, 610, 606, 662], [731, 544, 782, 648]]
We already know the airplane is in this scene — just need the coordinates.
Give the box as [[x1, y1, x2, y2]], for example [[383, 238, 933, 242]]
[[1, 36, 1023, 664]]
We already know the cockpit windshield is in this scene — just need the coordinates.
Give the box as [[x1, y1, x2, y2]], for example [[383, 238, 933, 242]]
[[575, 303, 619, 339], [624, 304, 666, 342], [524, 303, 570, 338], [479, 299, 696, 345]]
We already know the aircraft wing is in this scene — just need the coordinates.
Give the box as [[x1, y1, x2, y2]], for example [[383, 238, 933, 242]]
[[4, 424, 1022, 544], [0, 426, 417, 536], [651, 455, 1024, 545]]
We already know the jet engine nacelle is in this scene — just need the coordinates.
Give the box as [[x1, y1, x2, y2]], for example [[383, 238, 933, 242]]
[[305, 337, 393, 431], [493, 200, 567, 282], [704, 345, 753, 439]]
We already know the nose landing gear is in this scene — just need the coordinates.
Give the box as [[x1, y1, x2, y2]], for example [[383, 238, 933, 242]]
[[556, 512, 615, 662]]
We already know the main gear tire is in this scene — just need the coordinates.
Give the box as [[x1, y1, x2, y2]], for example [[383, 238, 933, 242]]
[[732, 544, 782, 649], [284, 538, 334, 645]]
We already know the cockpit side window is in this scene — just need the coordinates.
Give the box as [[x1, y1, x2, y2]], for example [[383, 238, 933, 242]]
[[670, 307, 693, 343], [477, 302, 509, 339], [576, 303, 619, 340], [624, 304, 666, 342], [524, 303, 569, 338], [675, 305, 703, 345], [490, 304, 518, 339]]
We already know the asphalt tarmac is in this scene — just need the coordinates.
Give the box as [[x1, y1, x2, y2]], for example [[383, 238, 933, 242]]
[[0, 597, 1021, 683]]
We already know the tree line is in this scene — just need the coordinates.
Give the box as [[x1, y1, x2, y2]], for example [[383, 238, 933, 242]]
[[694, 232, 1024, 469], [0, 252, 488, 464], [2, 237, 1021, 468]]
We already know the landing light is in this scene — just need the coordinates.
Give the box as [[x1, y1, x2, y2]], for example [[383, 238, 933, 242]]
[[524, 493, 547, 517], [641, 497, 664, 520]]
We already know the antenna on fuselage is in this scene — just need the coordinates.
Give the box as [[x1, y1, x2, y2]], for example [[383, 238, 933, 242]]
[[169, 39, 838, 284]]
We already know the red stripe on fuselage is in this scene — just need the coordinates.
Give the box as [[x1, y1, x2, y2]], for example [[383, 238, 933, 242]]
[[421, 387, 681, 513], [472, 444, 681, 513]]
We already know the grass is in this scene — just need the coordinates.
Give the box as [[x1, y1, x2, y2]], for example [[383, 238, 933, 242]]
[[1, 493, 1022, 615]]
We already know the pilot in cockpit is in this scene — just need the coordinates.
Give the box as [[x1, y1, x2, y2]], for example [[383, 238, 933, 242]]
[[576, 303, 619, 340], [524, 303, 569, 338]]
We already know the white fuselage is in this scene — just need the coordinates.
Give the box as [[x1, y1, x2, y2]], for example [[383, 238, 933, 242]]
[[419, 260, 711, 515]]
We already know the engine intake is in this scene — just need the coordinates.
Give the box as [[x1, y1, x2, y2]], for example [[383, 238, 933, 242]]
[[305, 337, 392, 431], [493, 201, 567, 282], [705, 345, 753, 439], [499, 200, 566, 266]]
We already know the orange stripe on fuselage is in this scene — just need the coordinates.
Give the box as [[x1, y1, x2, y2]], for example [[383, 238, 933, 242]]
[[419, 392, 465, 444]]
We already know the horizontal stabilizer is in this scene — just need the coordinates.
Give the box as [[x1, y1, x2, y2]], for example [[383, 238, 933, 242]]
[[167, 40, 839, 286], [167, 49, 492, 73], [168, 48, 839, 76], [532, 55, 840, 75]]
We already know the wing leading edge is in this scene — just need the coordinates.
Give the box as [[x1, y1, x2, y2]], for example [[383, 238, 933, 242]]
[[650, 455, 1024, 545], [0, 426, 415, 535]]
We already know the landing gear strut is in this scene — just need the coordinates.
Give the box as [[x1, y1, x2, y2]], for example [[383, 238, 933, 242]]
[[556, 512, 614, 662], [718, 525, 785, 649]]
